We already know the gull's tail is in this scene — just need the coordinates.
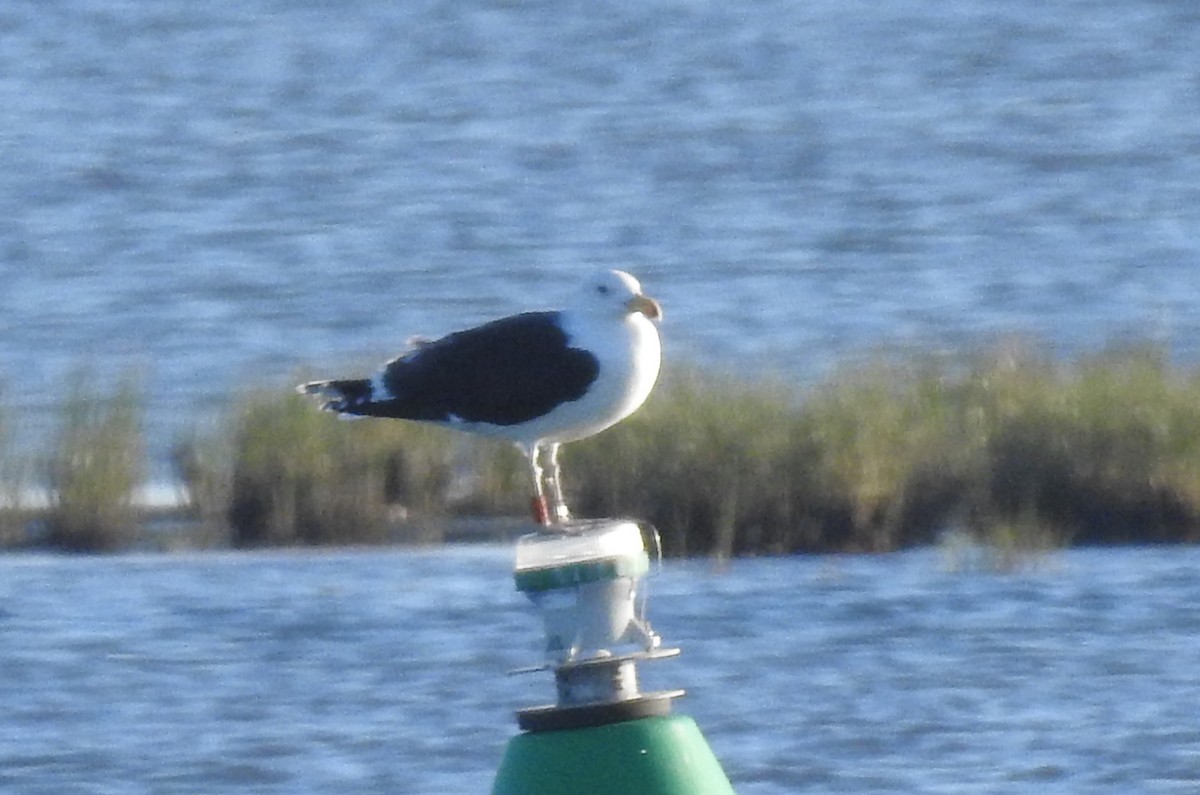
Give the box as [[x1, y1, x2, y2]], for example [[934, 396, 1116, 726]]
[[297, 378, 374, 413]]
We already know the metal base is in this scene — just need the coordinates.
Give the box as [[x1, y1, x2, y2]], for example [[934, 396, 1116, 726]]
[[510, 647, 681, 677], [512, 648, 684, 732], [517, 689, 686, 733]]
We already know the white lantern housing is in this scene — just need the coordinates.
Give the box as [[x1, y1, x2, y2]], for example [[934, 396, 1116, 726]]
[[512, 519, 682, 733]]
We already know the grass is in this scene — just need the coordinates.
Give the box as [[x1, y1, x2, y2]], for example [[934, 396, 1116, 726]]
[[6, 341, 1200, 555], [0, 386, 27, 547], [954, 345, 1197, 544], [567, 367, 815, 558], [43, 369, 144, 552], [569, 343, 1200, 556], [175, 388, 459, 547], [565, 360, 970, 556]]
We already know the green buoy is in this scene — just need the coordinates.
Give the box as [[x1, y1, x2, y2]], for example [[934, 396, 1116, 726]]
[[491, 520, 736, 795], [492, 715, 735, 795]]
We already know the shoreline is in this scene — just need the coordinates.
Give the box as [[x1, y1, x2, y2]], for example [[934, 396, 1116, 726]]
[[1, 504, 536, 554], [6, 342, 1200, 556]]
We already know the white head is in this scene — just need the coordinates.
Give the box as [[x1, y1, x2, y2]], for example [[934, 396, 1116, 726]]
[[575, 269, 663, 322]]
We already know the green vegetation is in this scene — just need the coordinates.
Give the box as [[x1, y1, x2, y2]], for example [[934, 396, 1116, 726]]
[[567, 368, 814, 558], [43, 370, 144, 552], [567, 360, 939, 556], [175, 390, 458, 547], [4, 343, 1200, 555], [569, 343, 1200, 556], [0, 386, 27, 547]]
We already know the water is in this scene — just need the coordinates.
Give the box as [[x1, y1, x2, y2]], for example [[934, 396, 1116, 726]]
[[5, 8, 1197, 788], [1, 544, 1198, 793], [2, 0, 1200, 468]]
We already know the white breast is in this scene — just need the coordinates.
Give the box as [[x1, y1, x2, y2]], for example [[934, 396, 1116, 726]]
[[534, 310, 661, 445]]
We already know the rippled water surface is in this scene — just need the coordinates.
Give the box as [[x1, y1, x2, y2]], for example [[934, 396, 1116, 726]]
[[2, 545, 1199, 793], [4, 6, 1199, 790], [2, 0, 1200, 463]]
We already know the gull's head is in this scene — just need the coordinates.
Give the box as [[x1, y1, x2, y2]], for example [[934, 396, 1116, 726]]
[[577, 269, 663, 322]]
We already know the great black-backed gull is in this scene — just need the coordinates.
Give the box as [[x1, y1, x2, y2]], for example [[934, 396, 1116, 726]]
[[298, 269, 662, 525]]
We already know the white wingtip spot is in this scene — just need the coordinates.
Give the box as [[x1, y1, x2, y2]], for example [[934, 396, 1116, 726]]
[[369, 374, 392, 402]]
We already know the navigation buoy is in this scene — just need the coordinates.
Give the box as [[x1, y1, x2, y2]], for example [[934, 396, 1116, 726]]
[[491, 520, 736, 795]]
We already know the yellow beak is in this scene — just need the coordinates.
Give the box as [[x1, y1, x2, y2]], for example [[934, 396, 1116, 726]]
[[626, 294, 663, 321]]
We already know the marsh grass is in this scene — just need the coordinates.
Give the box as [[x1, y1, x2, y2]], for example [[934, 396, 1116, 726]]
[[566, 344, 1200, 556], [176, 388, 458, 547], [0, 388, 27, 547], [564, 362, 970, 556], [568, 367, 829, 557], [457, 441, 533, 516], [171, 426, 234, 545], [8, 340, 1198, 555], [44, 369, 144, 552], [195, 344, 1200, 555], [958, 344, 1200, 547]]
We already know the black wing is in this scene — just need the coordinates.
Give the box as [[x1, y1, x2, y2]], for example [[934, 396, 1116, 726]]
[[357, 311, 600, 426]]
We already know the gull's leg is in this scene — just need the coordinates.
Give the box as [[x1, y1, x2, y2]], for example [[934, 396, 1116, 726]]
[[547, 443, 570, 523], [522, 442, 550, 525]]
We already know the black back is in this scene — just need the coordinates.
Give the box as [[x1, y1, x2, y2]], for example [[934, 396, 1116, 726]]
[[360, 311, 600, 427]]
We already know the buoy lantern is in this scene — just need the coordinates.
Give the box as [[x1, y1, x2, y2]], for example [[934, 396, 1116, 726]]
[[514, 519, 659, 663], [492, 519, 736, 795]]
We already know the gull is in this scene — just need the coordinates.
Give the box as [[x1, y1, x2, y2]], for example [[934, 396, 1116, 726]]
[[299, 269, 662, 524]]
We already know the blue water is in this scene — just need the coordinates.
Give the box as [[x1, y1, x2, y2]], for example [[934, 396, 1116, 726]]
[[2, 544, 1199, 793], [4, 6, 1199, 789], [2, 0, 1200, 470]]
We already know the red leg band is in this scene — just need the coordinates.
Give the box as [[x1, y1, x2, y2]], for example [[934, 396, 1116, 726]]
[[530, 495, 550, 526]]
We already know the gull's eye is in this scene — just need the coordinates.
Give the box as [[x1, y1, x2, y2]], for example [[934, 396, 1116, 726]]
[[596, 284, 610, 295]]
